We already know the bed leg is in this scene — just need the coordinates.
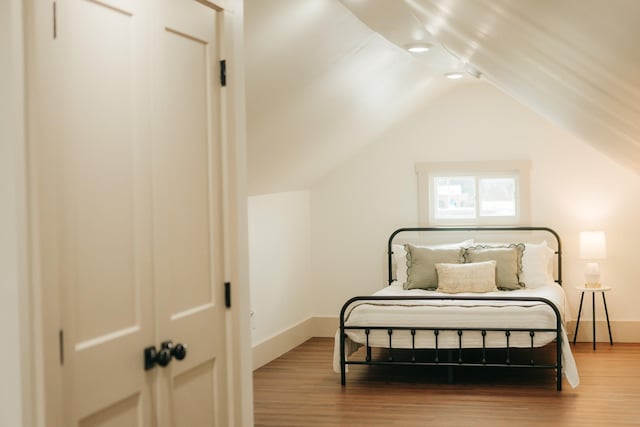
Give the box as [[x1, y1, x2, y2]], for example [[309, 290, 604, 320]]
[[340, 328, 346, 386], [556, 346, 562, 391], [557, 370, 562, 391], [556, 319, 563, 391], [447, 350, 454, 384]]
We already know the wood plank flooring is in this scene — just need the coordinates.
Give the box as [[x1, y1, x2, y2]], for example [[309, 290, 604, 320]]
[[253, 338, 640, 426]]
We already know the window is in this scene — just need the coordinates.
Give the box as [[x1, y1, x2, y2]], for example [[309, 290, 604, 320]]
[[417, 161, 530, 226]]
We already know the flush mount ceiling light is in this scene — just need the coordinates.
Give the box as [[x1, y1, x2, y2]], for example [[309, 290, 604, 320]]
[[444, 72, 465, 79], [405, 42, 433, 53], [465, 64, 482, 79]]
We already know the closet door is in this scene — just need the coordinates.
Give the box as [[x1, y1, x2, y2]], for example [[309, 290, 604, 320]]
[[151, 1, 228, 426], [32, 0, 228, 425], [48, 0, 155, 425]]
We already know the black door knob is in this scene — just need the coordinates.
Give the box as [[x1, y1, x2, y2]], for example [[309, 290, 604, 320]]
[[144, 345, 173, 370], [143, 340, 188, 370], [172, 343, 187, 361], [156, 347, 172, 367]]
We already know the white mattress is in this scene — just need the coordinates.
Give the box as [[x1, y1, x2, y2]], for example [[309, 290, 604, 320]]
[[334, 282, 579, 388]]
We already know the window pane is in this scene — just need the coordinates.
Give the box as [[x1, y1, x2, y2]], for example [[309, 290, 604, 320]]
[[479, 177, 516, 217], [434, 176, 476, 219]]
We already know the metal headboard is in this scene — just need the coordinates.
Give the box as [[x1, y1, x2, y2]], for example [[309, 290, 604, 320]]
[[387, 226, 562, 287]]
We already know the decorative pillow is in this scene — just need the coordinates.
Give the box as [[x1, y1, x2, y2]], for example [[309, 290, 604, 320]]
[[521, 241, 555, 288], [404, 245, 464, 290], [435, 261, 498, 294], [391, 240, 473, 287], [464, 244, 525, 290]]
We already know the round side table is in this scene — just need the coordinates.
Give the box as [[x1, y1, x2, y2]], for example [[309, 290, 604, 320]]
[[572, 286, 613, 350]]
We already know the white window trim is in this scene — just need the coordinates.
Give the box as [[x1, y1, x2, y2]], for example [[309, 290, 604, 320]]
[[416, 161, 531, 226]]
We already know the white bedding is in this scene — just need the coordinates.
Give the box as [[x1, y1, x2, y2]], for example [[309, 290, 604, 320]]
[[333, 282, 579, 388]]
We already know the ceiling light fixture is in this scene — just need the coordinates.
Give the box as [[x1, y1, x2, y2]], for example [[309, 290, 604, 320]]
[[444, 72, 464, 79], [465, 64, 482, 79], [405, 42, 433, 53]]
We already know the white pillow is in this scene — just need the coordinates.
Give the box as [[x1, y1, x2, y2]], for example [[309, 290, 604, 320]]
[[392, 244, 408, 285], [391, 239, 474, 286], [435, 261, 498, 294], [520, 240, 555, 288]]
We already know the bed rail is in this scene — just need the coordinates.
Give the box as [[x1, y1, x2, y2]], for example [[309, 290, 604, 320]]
[[339, 295, 563, 391]]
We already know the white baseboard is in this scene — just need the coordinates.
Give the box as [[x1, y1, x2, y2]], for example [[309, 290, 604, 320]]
[[252, 317, 640, 370], [310, 316, 339, 337], [567, 320, 640, 343], [252, 318, 313, 370], [251, 316, 339, 370]]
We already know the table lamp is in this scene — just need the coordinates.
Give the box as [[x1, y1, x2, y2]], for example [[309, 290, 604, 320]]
[[579, 231, 606, 288]]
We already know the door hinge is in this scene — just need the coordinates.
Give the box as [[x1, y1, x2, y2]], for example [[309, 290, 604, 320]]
[[219, 60, 226, 87], [59, 329, 64, 365], [53, 2, 57, 39], [224, 282, 231, 308]]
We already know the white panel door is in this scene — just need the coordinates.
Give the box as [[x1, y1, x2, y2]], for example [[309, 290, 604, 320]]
[[31, 0, 228, 425], [52, 0, 155, 425], [151, 1, 228, 426]]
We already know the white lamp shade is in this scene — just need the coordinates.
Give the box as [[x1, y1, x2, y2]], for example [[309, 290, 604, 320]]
[[579, 231, 607, 260]]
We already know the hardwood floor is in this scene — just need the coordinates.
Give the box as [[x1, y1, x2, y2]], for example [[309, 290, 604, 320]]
[[253, 338, 640, 426]]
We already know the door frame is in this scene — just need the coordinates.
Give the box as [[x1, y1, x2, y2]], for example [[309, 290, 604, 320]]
[[19, 0, 253, 425], [217, 2, 254, 425], [0, 1, 34, 426]]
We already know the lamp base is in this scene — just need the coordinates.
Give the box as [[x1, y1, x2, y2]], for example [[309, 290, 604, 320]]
[[584, 263, 601, 288]]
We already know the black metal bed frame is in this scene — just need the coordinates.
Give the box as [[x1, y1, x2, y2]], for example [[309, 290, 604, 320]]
[[339, 226, 565, 390]]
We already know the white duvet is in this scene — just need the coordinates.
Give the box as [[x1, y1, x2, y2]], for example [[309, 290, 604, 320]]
[[333, 282, 579, 388]]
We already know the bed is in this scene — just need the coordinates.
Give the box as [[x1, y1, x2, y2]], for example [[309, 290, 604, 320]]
[[334, 227, 579, 390]]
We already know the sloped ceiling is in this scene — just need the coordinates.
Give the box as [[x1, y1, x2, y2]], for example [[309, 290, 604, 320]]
[[401, 0, 640, 170], [245, 0, 640, 195], [244, 0, 465, 195]]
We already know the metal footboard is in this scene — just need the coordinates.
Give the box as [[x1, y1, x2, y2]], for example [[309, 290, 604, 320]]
[[339, 295, 564, 390]]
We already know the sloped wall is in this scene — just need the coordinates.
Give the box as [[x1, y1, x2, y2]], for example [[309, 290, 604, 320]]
[[245, 0, 452, 195], [310, 82, 640, 338]]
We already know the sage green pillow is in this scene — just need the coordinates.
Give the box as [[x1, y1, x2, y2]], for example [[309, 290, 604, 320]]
[[404, 244, 463, 290], [463, 244, 525, 290]]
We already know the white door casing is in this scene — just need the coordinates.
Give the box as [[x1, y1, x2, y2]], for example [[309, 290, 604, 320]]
[[28, 0, 230, 425]]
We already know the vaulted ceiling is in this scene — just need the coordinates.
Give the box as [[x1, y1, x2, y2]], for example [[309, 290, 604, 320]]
[[245, 0, 640, 195]]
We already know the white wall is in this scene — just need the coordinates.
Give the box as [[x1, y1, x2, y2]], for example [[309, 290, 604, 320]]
[[248, 191, 312, 346], [0, 0, 28, 425], [310, 82, 640, 333]]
